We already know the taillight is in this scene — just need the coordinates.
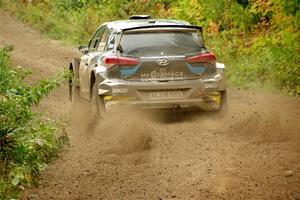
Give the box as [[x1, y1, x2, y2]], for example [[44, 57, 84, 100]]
[[186, 52, 216, 64], [103, 56, 118, 68], [103, 55, 139, 69]]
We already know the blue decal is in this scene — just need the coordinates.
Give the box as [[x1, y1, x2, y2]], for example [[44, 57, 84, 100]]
[[120, 64, 141, 76], [186, 63, 206, 74]]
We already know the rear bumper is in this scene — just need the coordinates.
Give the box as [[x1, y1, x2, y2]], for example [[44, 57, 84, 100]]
[[105, 97, 220, 111], [97, 75, 226, 111]]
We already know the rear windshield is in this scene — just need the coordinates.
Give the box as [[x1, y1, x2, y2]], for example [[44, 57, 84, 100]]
[[119, 30, 204, 56]]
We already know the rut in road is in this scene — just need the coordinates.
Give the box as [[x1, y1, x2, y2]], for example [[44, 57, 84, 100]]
[[1, 11, 300, 200]]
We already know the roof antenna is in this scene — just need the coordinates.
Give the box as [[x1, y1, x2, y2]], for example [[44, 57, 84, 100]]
[[129, 15, 151, 20]]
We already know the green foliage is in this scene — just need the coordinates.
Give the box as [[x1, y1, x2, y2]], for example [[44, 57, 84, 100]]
[[0, 47, 68, 199], [281, 0, 300, 16], [227, 2, 256, 31], [172, 0, 205, 26]]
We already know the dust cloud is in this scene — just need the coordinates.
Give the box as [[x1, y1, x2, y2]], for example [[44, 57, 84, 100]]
[[72, 104, 153, 155]]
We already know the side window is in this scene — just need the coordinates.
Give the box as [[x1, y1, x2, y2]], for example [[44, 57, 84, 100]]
[[89, 27, 104, 51], [107, 34, 116, 50], [97, 29, 110, 52]]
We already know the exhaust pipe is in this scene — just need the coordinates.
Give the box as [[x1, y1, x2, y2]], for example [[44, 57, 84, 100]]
[[173, 104, 181, 110]]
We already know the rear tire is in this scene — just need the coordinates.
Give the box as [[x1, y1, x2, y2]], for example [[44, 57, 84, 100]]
[[91, 83, 105, 119], [220, 91, 228, 114], [70, 75, 81, 105], [69, 59, 81, 106]]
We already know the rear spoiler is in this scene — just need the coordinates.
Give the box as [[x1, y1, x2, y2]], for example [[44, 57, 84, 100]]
[[122, 25, 203, 32]]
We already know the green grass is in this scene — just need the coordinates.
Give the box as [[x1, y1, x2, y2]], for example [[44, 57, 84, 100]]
[[0, 46, 68, 199]]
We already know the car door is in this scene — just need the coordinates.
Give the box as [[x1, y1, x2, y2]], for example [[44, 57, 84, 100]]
[[91, 27, 111, 69], [79, 26, 105, 99]]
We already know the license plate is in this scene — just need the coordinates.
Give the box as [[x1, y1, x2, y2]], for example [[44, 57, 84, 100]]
[[149, 91, 183, 99]]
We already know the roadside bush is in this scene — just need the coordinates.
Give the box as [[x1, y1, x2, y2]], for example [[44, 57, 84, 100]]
[[0, 47, 68, 199]]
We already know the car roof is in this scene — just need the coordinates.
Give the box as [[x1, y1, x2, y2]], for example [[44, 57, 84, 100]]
[[104, 19, 192, 32]]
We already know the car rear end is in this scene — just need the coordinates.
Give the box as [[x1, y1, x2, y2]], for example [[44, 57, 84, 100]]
[[97, 24, 226, 111]]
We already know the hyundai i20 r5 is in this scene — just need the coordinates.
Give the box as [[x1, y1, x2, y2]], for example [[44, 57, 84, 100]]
[[69, 15, 227, 118]]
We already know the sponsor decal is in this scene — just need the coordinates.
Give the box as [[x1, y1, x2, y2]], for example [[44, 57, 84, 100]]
[[98, 89, 109, 95], [141, 68, 184, 81], [203, 82, 218, 89], [112, 88, 128, 94]]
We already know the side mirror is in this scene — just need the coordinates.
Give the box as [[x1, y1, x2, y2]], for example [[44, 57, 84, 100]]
[[79, 45, 88, 54]]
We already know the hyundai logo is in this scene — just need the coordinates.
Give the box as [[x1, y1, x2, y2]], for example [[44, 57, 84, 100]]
[[157, 59, 169, 67]]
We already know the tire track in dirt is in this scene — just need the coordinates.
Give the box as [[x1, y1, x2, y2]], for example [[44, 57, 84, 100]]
[[1, 10, 300, 200]]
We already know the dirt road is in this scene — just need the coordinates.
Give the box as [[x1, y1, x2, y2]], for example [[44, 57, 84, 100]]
[[1, 11, 300, 200]]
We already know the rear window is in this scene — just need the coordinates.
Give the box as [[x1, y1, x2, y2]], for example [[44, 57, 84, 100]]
[[119, 30, 204, 56]]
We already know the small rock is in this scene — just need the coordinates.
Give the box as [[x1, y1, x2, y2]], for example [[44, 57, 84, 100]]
[[16, 65, 23, 70], [29, 194, 39, 198], [18, 185, 25, 190], [285, 170, 293, 177]]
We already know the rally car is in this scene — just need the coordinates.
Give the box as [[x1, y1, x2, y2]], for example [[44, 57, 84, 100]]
[[69, 15, 227, 118]]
